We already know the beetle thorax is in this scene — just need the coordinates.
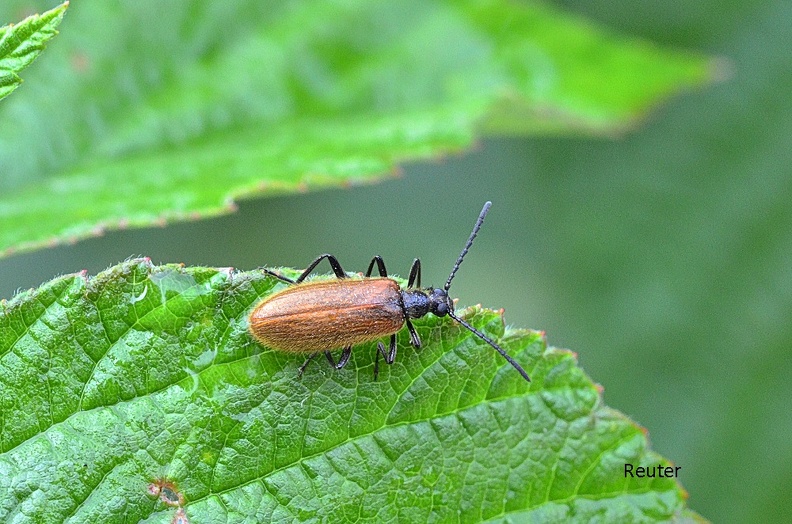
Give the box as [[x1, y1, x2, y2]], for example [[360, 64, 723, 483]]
[[400, 287, 452, 319]]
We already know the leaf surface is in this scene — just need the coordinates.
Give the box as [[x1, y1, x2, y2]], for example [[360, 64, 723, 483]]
[[0, 0, 710, 257], [0, 260, 700, 522], [0, 2, 67, 101]]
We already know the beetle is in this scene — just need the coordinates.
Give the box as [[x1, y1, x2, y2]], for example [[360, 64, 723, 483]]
[[248, 202, 530, 382]]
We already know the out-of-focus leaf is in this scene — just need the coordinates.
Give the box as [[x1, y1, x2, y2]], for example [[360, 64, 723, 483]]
[[0, 0, 710, 258]]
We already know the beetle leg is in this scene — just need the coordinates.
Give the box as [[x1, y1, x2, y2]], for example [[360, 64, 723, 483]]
[[405, 319, 421, 348], [336, 346, 352, 369], [407, 258, 421, 288], [374, 341, 385, 380], [386, 334, 398, 364], [367, 256, 388, 277], [296, 254, 346, 283], [262, 268, 296, 284], [373, 335, 398, 380], [298, 353, 319, 376], [365, 256, 388, 277], [323, 347, 352, 370]]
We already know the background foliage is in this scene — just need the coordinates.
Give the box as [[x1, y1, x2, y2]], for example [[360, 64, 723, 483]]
[[2, 0, 790, 522], [0, 0, 705, 257]]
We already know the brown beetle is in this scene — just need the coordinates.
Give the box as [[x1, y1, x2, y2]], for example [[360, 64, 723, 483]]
[[248, 202, 530, 381]]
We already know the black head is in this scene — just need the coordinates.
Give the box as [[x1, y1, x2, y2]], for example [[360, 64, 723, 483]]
[[442, 202, 532, 383], [427, 287, 452, 317]]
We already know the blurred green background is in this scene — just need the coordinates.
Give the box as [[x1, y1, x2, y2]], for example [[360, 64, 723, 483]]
[[1, 0, 790, 522]]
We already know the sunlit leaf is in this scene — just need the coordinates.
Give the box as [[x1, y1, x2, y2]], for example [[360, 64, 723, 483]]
[[0, 260, 700, 522]]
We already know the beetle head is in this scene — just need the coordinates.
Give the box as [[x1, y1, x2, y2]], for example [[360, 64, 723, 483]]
[[427, 288, 453, 317]]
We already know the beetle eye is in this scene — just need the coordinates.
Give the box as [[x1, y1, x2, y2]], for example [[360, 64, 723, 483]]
[[435, 302, 448, 316]]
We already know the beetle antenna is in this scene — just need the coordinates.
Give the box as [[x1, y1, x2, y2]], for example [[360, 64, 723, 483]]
[[445, 201, 491, 292], [448, 310, 531, 382]]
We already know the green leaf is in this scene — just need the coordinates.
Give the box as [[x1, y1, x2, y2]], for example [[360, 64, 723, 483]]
[[0, 0, 711, 258], [0, 2, 67, 102], [0, 259, 702, 522]]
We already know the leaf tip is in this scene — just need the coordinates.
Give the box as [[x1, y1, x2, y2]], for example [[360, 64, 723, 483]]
[[48, 1, 70, 18]]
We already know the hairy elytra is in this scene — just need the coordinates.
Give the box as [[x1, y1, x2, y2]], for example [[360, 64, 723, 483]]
[[248, 202, 531, 381]]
